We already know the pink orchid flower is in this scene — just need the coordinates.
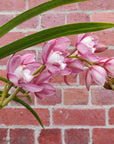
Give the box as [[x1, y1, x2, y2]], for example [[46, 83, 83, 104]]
[[104, 57, 114, 77], [85, 65, 107, 90], [75, 33, 98, 54], [42, 37, 71, 75], [7, 54, 43, 92], [75, 33, 106, 62], [33, 71, 55, 99]]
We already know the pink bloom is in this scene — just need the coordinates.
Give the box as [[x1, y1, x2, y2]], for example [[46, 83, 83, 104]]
[[33, 71, 55, 99], [75, 33, 98, 55], [104, 57, 114, 77], [66, 58, 84, 74], [85, 65, 107, 90], [75, 33, 102, 62], [7, 54, 43, 92], [42, 37, 71, 75]]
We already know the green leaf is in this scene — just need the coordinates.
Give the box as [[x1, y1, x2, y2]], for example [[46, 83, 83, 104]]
[[0, 77, 9, 83], [0, 91, 44, 128], [0, 22, 113, 59], [0, 76, 32, 102], [0, 0, 90, 37], [14, 97, 44, 128]]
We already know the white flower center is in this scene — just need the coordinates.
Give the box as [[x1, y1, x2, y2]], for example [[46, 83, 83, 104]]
[[48, 51, 66, 70], [23, 69, 33, 82], [14, 65, 33, 82], [81, 36, 95, 53], [14, 66, 23, 79]]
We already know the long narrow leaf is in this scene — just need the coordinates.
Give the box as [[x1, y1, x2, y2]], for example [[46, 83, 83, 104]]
[[0, 0, 90, 37], [0, 77, 9, 83], [0, 22, 113, 59], [0, 91, 44, 128]]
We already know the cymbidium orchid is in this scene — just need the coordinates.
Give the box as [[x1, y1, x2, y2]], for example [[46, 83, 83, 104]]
[[42, 37, 71, 75], [85, 65, 107, 90], [75, 33, 107, 62], [0, 33, 113, 129], [33, 71, 55, 99], [7, 54, 43, 92]]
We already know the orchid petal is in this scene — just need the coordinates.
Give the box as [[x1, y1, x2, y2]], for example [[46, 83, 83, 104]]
[[85, 69, 92, 90], [46, 63, 60, 74], [7, 55, 21, 73], [54, 37, 70, 54], [7, 73, 18, 86], [91, 66, 107, 86], [35, 71, 52, 84], [19, 83, 43, 92], [42, 39, 56, 63], [21, 53, 35, 64], [104, 57, 114, 77], [35, 83, 55, 99]]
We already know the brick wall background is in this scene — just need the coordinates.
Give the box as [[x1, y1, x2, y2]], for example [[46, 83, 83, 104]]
[[0, 0, 114, 144]]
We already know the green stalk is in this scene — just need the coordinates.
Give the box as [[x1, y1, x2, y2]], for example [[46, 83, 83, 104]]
[[33, 64, 46, 77], [0, 84, 8, 108], [68, 55, 93, 66], [1, 87, 21, 109]]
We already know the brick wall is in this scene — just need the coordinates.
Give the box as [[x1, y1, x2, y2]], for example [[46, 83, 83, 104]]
[[0, 0, 114, 144]]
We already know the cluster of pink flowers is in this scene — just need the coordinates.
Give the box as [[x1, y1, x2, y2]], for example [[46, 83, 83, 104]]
[[7, 33, 114, 99]]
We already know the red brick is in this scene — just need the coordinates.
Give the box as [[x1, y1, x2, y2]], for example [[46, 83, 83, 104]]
[[67, 13, 90, 24], [18, 16, 39, 29], [96, 49, 114, 58], [93, 128, 114, 144], [0, 0, 26, 11], [37, 89, 62, 105], [0, 56, 10, 66], [41, 13, 65, 28], [29, 0, 49, 9], [109, 108, 114, 125], [92, 30, 114, 46], [10, 128, 34, 144], [92, 12, 114, 23], [50, 74, 77, 85], [0, 108, 50, 126], [0, 70, 7, 86], [91, 88, 114, 105], [54, 3, 77, 11], [0, 15, 13, 27], [65, 129, 89, 144], [38, 129, 62, 144], [29, 0, 77, 10], [0, 32, 25, 47], [0, 128, 7, 144], [64, 88, 88, 105], [53, 108, 105, 126], [78, 0, 114, 10], [79, 70, 86, 85]]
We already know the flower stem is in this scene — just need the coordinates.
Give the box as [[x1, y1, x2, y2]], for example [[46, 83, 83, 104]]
[[33, 64, 46, 77], [68, 55, 93, 66], [0, 84, 8, 107], [0, 87, 21, 109], [0, 82, 13, 108]]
